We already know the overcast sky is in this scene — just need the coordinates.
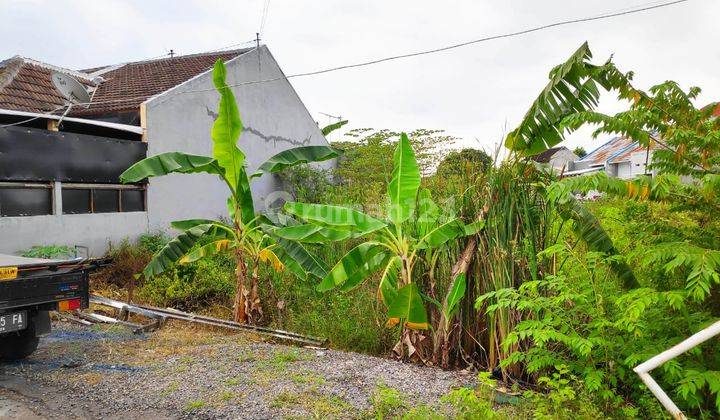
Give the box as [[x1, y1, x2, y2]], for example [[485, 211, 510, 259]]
[[2, 0, 717, 152]]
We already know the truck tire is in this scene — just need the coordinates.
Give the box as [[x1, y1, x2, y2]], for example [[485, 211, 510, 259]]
[[0, 321, 39, 361]]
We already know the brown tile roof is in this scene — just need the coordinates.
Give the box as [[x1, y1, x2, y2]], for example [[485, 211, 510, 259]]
[[0, 57, 95, 113], [0, 49, 251, 118], [71, 49, 251, 116]]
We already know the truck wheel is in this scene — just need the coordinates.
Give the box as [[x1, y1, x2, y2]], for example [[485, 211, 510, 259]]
[[0, 322, 39, 361]]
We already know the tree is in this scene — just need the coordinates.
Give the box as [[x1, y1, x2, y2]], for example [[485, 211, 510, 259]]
[[271, 134, 482, 360], [120, 60, 338, 324], [565, 82, 720, 178], [436, 148, 492, 177], [573, 146, 587, 158], [331, 128, 459, 210]]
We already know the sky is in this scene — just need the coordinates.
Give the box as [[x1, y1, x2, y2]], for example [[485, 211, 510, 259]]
[[1, 0, 717, 153]]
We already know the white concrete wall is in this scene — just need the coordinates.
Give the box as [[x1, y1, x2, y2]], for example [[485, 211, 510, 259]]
[[630, 151, 651, 177], [0, 207, 148, 256], [144, 46, 333, 231], [548, 148, 579, 171], [616, 161, 633, 179]]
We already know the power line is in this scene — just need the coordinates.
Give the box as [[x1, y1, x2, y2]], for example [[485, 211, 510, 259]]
[[170, 0, 691, 92], [1, 0, 689, 117], [259, 0, 271, 36], [0, 105, 69, 128]]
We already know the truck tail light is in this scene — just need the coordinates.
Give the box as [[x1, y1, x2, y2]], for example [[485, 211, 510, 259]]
[[58, 298, 81, 312]]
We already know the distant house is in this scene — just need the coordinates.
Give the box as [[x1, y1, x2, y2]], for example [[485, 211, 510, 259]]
[[566, 136, 659, 179], [531, 146, 579, 172], [0, 46, 333, 255]]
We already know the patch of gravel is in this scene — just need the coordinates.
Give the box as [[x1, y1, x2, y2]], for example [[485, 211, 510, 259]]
[[0, 321, 475, 419]]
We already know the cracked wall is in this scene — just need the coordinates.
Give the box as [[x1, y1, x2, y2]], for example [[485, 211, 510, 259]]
[[144, 46, 334, 231]]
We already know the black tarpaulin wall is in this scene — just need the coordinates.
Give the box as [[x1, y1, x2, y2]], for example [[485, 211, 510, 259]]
[[0, 126, 147, 183]]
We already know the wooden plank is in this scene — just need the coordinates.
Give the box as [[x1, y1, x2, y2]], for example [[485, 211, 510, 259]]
[[140, 102, 148, 142]]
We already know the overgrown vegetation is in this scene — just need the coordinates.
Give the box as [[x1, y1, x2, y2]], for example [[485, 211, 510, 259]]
[[88, 41, 720, 418]]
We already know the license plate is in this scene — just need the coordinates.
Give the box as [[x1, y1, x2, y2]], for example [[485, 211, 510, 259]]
[[0, 311, 27, 333], [0, 266, 18, 281]]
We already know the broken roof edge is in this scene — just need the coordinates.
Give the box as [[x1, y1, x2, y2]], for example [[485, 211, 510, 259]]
[[81, 48, 253, 76], [13, 56, 96, 84], [141, 47, 256, 109], [0, 108, 143, 134]]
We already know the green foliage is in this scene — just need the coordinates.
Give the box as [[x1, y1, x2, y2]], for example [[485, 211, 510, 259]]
[[321, 119, 348, 136], [371, 385, 407, 419], [21, 245, 74, 259], [139, 253, 235, 311], [441, 387, 497, 420], [119, 59, 343, 323], [331, 128, 458, 209], [505, 42, 631, 156], [477, 243, 719, 417], [288, 135, 478, 331], [436, 148, 492, 178], [277, 164, 333, 203], [572, 146, 587, 158], [565, 81, 720, 178]]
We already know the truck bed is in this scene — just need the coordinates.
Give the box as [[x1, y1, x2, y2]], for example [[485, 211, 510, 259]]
[[0, 254, 90, 312]]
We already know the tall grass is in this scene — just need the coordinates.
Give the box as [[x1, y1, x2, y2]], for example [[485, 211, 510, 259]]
[[431, 161, 559, 373]]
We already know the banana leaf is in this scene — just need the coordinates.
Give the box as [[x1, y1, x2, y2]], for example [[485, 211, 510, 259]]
[[272, 224, 356, 243], [317, 242, 388, 291], [210, 59, 246, 193], [559, 198, 638, 289], [274, 238, 327, 280], [143, 223, 234, 278], [179, 239, 234, 264], [387, 283, 429, 330], [387, 133, 421, 224], [378, 256, 401, 307], [321, 119, 348, 136], [252, 146, 342, 178], [119, 152, 223, 183], [284, 202, 387, 234]]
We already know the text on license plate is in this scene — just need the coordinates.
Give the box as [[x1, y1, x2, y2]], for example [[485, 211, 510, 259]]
[[0, 311, 27, 333], [0, 266, 18, 281]]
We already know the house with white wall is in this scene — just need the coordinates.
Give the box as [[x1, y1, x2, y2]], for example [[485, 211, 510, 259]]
[[0, 46, 333, 255], [565, 136, 659, 179], [531, 146, 579, 172]]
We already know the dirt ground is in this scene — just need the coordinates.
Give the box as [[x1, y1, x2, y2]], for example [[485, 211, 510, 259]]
[[0, 320, 474, 419]]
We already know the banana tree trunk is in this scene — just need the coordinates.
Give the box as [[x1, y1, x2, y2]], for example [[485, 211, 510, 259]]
[[433, 235, 478, 368], [233, 250, 249, 324], [247, 259, 263, 324]]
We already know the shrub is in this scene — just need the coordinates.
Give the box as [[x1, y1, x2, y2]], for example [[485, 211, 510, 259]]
[[477, 244, 719, 417], [21, 245, 74, 259]]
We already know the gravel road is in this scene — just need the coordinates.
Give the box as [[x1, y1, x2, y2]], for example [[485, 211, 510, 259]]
[[0, 320, 474, 419]]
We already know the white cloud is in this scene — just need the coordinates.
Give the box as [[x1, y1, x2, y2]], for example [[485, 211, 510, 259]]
[[1, 0, 717, 151]]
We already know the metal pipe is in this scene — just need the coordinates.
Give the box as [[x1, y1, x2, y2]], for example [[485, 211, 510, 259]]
[[634, 320, 720, 419]]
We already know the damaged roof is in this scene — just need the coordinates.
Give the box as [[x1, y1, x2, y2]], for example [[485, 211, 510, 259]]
[[579, 136, 659, 166], [72, 49, 251, 116], [0, 49, 252, 117], [578, 136, 635, 167], [0, 56, 96, 113]]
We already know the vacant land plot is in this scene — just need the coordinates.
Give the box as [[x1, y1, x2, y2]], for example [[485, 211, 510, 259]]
[[0, 321, 474, 419]]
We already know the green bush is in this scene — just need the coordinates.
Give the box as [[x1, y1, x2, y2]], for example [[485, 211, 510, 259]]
[[259, 241, 398, 354], [478, 243, 719, 417], [21, 245, 74, 259]]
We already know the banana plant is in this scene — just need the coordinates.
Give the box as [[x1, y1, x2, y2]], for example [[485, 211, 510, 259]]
[[504, 42, 638, 288], [273, 133, 483, 334], [120, 59, 339, 324]]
